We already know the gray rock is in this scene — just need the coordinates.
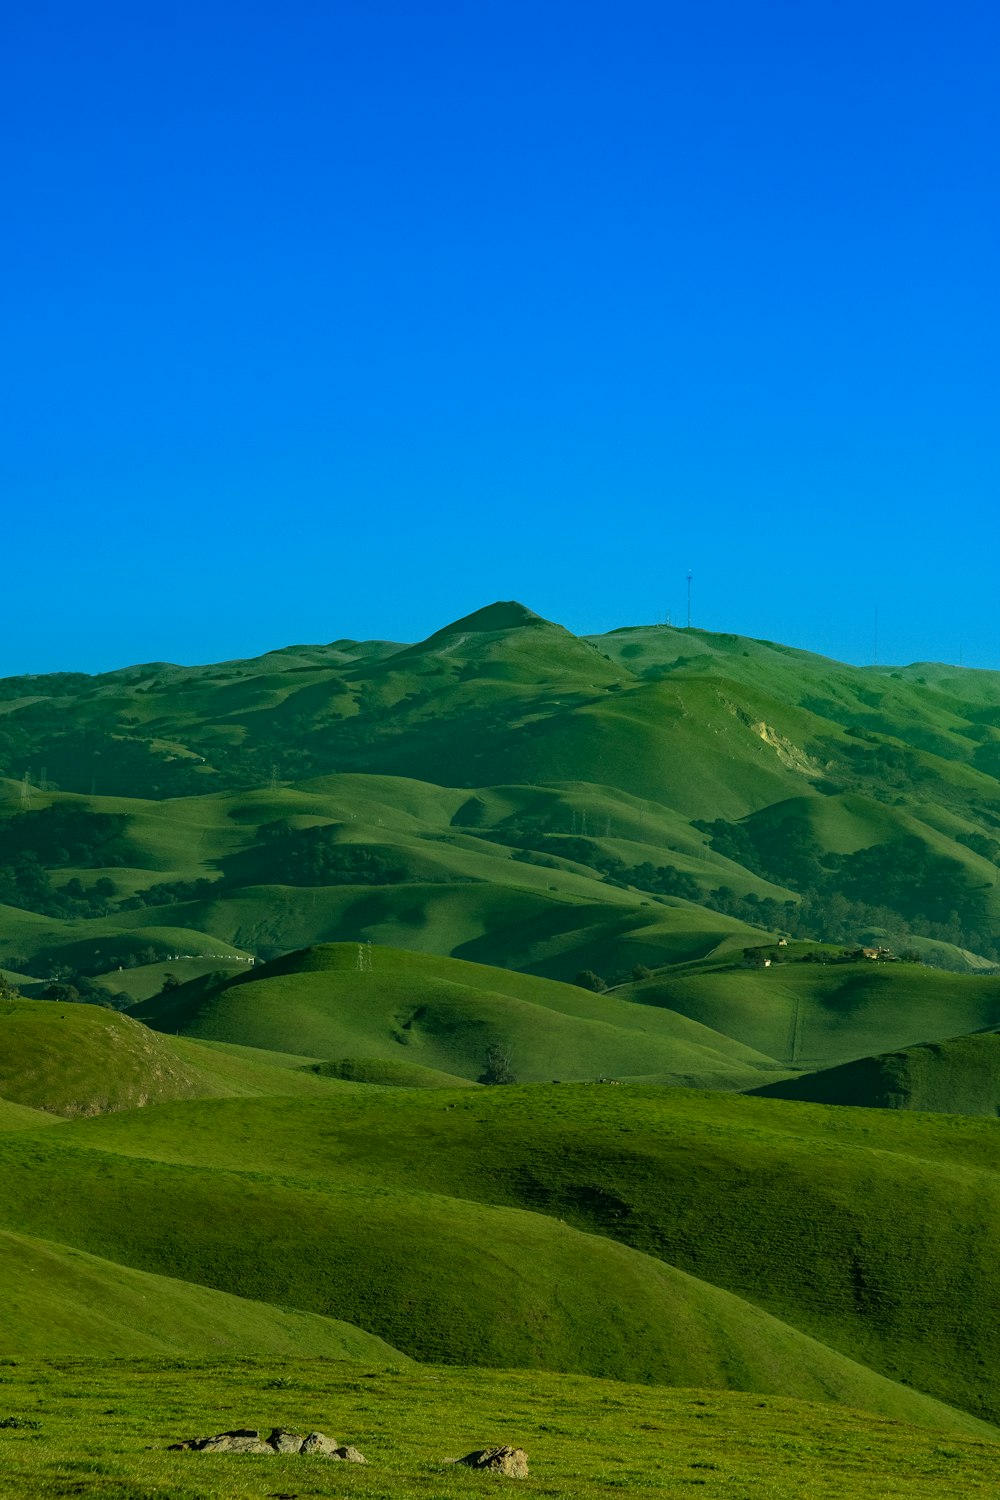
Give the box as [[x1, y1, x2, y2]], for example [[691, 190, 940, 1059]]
[[168, 1425, 356, 1461], [335, 1445, 367, 1463], [300, 1431, 340, 1456], [268, 1428, 305, 1453], [196, 1430, 273, 1454], [457, 1446, 529, 1478]]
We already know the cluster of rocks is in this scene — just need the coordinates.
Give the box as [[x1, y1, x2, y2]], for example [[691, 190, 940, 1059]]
[[168, 1429, 529, 1477], [168, 1427, 365, 1461]]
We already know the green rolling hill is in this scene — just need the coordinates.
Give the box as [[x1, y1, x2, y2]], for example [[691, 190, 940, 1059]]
[[621, 957, 1000, 1070], [130, 942, 789, 1089], [750, 1027, 1000, 1115], [4, 603, 1000, 1484], [0, 1079, 984, 1434], [0, 1225, 407, 1360], [51, 1082, 1000, 1424], [4, 600, 1000, 1003]]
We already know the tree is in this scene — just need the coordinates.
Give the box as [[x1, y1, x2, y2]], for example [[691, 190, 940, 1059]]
[[480, 1042, 516, 1085], [575, 969, 607, 993]]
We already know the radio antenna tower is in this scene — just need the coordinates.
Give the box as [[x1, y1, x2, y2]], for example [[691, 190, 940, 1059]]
[[873, 604, 879, 666], [686, 570, 693, 629]]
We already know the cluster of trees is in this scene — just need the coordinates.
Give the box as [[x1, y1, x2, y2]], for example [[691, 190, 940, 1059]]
[[2, 804, 131, 866], [35, 975, 127, 1009], [223, 823, 410, 888], [117, 877, 216, 910], [695, 815, 1000, 960], [0, 807, 132, 919]]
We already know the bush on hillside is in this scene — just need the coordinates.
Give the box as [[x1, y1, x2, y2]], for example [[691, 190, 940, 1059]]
[[479, 1042, 516, 1085]]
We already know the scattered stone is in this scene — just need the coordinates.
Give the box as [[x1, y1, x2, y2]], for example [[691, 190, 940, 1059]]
[[456, 1446, 529, 1478], [168, 1429, 274, 1454], [300, 1431, 341, 1456], [268, 1428, 306, 1453], [168, 1426, 355, 1459], [334, 1445, 367, 1463]]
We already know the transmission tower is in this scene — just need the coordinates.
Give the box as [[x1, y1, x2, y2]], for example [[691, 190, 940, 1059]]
[[356, 941, 373, 973], [19, 772, 30, 808], [686, 570, 693, 628]]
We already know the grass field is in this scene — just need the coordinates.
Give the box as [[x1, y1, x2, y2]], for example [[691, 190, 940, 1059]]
[[33, 1081, 1000, 1425], [0, 1073, 989, 1428], [0, 1359, 997, 1500]]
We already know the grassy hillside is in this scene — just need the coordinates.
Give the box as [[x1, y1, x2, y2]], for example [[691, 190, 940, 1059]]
[[0, 1092, 985, 1431], [55, 1084, 1000, 1425], [5, 603, 1000, 1001], [0, 997, 354, 1115], [749, 1028, 1000, 1115], [622, 958, 1000, 1069], [0, 999, 219, 1115], [6, 605, 1000, 1479], [130, 943, 788, 1088], [0, 1226, 407, 1360]]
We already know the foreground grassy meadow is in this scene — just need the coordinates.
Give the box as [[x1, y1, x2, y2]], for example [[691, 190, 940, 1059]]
[[4, 607, 1000, 1494], [1, 1360, 998, 1500]]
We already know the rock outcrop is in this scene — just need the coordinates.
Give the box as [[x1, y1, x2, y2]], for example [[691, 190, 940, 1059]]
[[168, 1427, 365, 1461], [456, 1445, 529, 1477]]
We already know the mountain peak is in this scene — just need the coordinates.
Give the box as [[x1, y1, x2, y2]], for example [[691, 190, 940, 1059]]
[[424, 601, 550, 640]]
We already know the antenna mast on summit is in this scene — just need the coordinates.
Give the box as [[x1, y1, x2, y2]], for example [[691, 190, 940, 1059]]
[[686, 570, 693, 629]]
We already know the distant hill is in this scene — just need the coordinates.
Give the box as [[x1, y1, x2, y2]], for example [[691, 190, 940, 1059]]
[[748, 1028, 1000, 1115], [622, 957, 1000, 1071], [131, 942, 787, 1089], [3, 601, 1000, 1018]]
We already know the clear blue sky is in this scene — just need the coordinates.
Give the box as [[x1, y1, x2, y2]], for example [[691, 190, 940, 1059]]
[[2, 1, 997, 674]]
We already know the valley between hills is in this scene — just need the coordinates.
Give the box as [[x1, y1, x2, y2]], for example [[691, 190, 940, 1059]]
[[2, 601, 1000, 1497]]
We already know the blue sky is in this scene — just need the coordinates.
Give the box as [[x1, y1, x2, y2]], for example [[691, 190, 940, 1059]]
[[2, 1, 997, 674]]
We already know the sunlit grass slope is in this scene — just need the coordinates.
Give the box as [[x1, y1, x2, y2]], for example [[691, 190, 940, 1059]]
[[623, 960, 1000, 1068], [749, 1028, 1000, 1115], [0, 1113, 982, 1429], [59, 1084, 1000, 1424], [130, 943, 787, 1087], [0, 997, 357, 1115], [0, 1226, 407, 1360], [0, 1361, 994, 1500], [0, 999, 218, 1115]]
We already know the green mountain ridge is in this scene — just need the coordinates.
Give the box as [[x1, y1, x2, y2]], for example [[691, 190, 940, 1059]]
[[3, 604, 1000, 1469]]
